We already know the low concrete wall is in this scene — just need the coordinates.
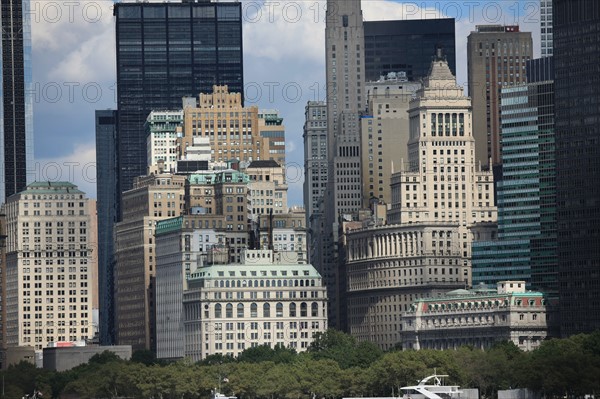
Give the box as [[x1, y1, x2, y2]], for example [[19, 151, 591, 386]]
[[43, 345, 132, 372]]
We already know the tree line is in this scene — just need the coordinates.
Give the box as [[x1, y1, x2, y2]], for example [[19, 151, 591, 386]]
[[3, 329, 600, 399]]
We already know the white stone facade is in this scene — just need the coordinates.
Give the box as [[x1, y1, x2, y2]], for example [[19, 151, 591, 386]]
[[402, 281, 548, 351], [145, 110, 183, 172], [182, 250, 327, 361], [3, 182, 94, 353]]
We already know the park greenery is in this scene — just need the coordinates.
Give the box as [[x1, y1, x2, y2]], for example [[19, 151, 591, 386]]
[[3, 329, 600, 399]]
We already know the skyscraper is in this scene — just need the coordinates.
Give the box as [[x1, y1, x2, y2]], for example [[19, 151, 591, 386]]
[[303, 101, 327, 231], [95, 110, 118, 344], [1, 0, 34, 203], [345, 55, 497, 349], [114, 0, 244, 204], [541, 0, 553, 57], [363, 19, 456, 82], [554, 0, 600, 336], [472, 58, 556, 295], [467, 26, 532, 170], [322, 0, 366, 329], [4, 182, 95, 358]]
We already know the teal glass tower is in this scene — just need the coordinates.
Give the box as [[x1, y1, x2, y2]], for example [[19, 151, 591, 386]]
[[472, 58, 556, 295]]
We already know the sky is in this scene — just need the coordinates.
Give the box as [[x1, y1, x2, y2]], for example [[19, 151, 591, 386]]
[[30, 0, 543, 205]]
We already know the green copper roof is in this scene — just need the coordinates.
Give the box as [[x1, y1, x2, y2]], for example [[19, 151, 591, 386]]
[[188, 170, 250, 186], [156, 216, 183, 236]]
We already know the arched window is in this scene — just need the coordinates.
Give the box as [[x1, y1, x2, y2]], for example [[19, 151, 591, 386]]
[[266, 280, 270, 287], [263, 303, 271, 318], [300, 302, 307, 317], [237, 303, 244, 318], [225, 280, 230, 288], [251, 303, 258, 318], [276, 303, 283, 317], [215, 304, 222, 318], [226, 303, 233, 318], [311, 302, 318, 317], [289, 303, 297, 317]]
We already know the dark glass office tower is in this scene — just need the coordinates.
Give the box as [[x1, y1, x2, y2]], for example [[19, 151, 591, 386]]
[[363, 19, 455, 82], [95, 110, 118, 344], [114, 0, 243, 202], [553, 0, 600, 336], [1, 0, 34, 203]]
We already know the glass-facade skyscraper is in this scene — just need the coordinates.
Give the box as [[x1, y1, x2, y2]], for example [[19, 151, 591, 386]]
[[554, 0, 600, 336], [1, 0, 34, 203], [114, 1, 244, 203], [363, 19, 456, 82], [472, 58, 556, 297]]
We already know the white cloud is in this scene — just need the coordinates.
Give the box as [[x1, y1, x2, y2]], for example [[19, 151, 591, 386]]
[[34, 143, 97, 198], [243, 1, 326, 64], [363, 1, 445, 21]]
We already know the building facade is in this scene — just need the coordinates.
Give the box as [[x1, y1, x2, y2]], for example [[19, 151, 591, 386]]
[[154, 214, 228, 360], [540, 0, 553, 57], [553, 0, 600, 336], [185, 169, 251, 264], [402, 281, 548, 351], [361, 78, 421, 207], [3, 182, 95, 354], [303, 101, 328, 229], [95, 110, 118, 344], [467, 25, 533, 169], [113, 171, 186, 350], [258, 110, 286, 166], [363, 18, 456, 82], [181, 86, 261, 164], [145, 110, 183, 173], [345, 56, 497, 349], [114, 0, 243, 202], [472, 60, 556, 295], [1, 0, 34, 203], [247, 160, 287, 217], [181, 250, 327, 361], [321, 0, 366, 330]]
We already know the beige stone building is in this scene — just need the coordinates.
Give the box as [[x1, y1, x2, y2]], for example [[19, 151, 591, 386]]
[[181, 85, 262, 164], [114, 171, 186, 350], [185, 168, 251, 264], [361, 77, 421, 207], [258, 110, 286, 165], [467, 25, 533, 168], [246, 160, 288, 217], [2, 182, 95, 355], [402, 281, 548, 351], [344, 56, 497, 350]]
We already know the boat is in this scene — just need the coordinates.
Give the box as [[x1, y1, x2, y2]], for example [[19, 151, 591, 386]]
[[400, 374, 462, 399], [211, 389, 237, 399]]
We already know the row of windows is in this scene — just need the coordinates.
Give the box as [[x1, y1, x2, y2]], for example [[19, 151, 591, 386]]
[[212, 302, 320, 318]]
